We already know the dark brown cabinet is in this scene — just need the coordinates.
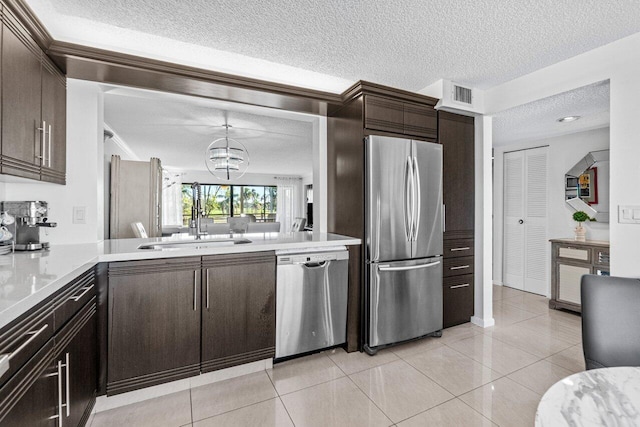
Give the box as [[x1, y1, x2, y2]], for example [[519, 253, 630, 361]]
[[40, 60, 67, 184], [0, 298, 97, 427], [0, 342, 57, 427], [201, 252, 276, 372], [364, 94, 437, 140], [55, 302, 98, 427], [0, 17, 42, 180], [441, 111, 475, 238], [0, 7, 66, 184], [107, 257, 201, 394], [443, 275, 474, 328], [440, 111, 475, 328]]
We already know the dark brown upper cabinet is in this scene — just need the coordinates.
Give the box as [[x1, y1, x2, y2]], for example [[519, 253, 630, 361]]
[[0, 8, 66, 184], [440, 111, 475, 240], [364, 94, 437, 141], [201, 252, 276, 372], [40, 59, 67, 184], [1, 18, 42, 180]]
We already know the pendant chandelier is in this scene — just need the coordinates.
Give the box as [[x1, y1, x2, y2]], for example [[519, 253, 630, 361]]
[[205, 124, 250, 181]]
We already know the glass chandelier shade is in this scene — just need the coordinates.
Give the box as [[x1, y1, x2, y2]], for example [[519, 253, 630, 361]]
[[205, 135, 250, 181]]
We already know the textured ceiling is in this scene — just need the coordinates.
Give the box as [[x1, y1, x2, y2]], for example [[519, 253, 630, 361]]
[[104, 88, 314, 176], [28, 0, 640, 92], [492, 80, 609, 146]]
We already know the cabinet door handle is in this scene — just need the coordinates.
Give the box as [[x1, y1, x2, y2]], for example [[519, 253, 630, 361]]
[[206, 269, 210, 309], [68, 284, 94, 301], [48, 124, 52, 168], [450, 265, 470, 270], [37, 121, 46, 164], [193, 271, 197, 311], [65, 352, 70, 416], [450, 247, 470, 252], [450, 283, 470, 289], [7, 323, 48, 361], [55, 359, 64, 427]]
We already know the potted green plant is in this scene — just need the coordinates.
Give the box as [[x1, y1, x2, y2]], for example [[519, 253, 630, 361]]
[[572, 211, 593, 241]]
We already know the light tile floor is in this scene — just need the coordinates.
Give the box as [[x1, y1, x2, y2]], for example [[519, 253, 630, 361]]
[[90, 285, 584, 427]]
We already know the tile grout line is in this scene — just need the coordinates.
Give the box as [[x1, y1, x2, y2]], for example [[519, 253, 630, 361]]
[[344, 371, 395, 425], [276, 395, 297, 427], [269, 352, 346, 397], [190, 395, 281, 425], [456, 392, 505, 425]]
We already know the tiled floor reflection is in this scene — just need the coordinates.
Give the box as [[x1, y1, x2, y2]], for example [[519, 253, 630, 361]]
[[91, 285, 584, 426]]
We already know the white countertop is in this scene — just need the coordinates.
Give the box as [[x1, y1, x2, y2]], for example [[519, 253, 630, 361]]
[[0, 232, 360, 329]]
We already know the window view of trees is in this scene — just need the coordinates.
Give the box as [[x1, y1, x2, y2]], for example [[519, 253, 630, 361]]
[[182, 184, 277, 225]]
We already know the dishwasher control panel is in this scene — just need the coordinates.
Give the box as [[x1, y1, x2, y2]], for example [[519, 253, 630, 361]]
[[277, 250, 349, 265]]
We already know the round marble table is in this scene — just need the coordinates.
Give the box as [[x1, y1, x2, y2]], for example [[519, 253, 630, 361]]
[[536, 367, 640, 426]]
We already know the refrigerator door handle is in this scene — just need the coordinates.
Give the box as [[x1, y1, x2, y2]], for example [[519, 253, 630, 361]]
[[378, 260, 441, 272], [412, 156, 421, 241], [404, 156, 413, 242]]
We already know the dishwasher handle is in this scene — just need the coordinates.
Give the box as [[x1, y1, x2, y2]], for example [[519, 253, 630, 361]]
[[296, 260, 329, 268], [378, 260, 440, 272]]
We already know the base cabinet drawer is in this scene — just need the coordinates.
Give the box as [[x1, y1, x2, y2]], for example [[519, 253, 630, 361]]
[[444, 239, 474, 258], [443, 256, 474, 277], [443, 275, 474, 328]]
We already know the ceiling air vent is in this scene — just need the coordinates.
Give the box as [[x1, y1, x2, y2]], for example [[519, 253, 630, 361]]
[[453, 85, 473, 105]]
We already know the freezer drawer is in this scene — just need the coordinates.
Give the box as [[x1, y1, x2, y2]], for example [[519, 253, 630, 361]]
[[276, 250, 349, 359], [369, 257, 443, 348]]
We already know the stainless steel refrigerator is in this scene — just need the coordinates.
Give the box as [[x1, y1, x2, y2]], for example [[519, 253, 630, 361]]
[[364, 135, 443, 354]]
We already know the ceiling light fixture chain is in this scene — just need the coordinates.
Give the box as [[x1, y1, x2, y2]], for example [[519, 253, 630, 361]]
[[205, 124, 250, 181]]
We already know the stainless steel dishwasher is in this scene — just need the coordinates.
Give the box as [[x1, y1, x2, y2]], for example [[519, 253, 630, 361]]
[[276, 248, 349, 359]]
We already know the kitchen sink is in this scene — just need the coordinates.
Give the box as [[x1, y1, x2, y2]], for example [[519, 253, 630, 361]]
[[138, 238, 252, 250]]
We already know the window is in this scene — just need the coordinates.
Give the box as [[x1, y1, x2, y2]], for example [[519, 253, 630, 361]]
[[182, 184, 277, 225]]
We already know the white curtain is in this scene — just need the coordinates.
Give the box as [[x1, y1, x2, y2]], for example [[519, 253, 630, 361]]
[[276, 177, 303, 232], [162, 171, 183, 226]]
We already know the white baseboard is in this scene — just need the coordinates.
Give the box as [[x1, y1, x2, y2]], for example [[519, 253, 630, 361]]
[[493, 280, 503, 286], [471, 316, 495, 328], [94, 358, 271, 413]]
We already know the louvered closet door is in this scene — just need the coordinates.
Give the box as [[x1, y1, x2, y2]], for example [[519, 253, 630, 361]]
[[503, 147, 548, 296]]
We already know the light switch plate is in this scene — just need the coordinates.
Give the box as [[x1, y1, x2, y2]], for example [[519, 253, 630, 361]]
[[73, 206, 86, 224], [618, 205, 640, 224]]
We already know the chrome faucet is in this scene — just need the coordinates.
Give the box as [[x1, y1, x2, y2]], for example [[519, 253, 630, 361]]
[[190, 182, 205, 239]]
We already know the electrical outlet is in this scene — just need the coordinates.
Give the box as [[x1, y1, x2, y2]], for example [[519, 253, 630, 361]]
[[73, 206, 87, 224]]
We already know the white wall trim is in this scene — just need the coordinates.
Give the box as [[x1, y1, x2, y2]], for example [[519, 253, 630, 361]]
[[474, 115, 494, 324], [471, 315, 495, 328], [93, 358, 272, 413]]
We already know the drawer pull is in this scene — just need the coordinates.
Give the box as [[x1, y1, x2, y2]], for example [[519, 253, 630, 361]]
[[68, 284, 94, 302], [450, 265, 470, 270], [8, 324, 48, 361], [450, 283, 470, 289], [450, 247, 470, 252]]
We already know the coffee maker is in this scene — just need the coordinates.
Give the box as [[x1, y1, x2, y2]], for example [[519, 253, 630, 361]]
[[0, 201, 57, 250]]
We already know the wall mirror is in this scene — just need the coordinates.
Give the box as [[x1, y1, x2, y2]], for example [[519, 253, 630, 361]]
[[565, 149, 609, 222]]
